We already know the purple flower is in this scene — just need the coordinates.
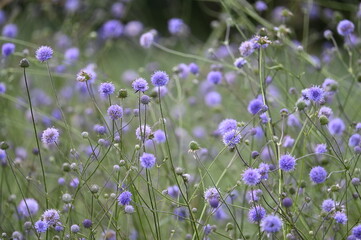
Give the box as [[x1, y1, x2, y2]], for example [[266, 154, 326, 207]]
[[70, 224, 80, 233], [135, 125, 151, 140], [34, 220, 48, 233], [282, 135, 295, 148], [132, 78, 149, 92], [352, 224, 361, 238], [309, 166, 327, 184], [337, 19, 354, 36], [154, 130, 166, 143], [234, 57, 247, 68], [101, 20, 123, 39], [35, 46, 53, 62], [218, 119, 237, 135], [0, 82, 5, 94], [99, 82, 115, 97], [279, 154, 296, 172], [42, 209, 61, 225], [242, 168, 261, 186], [260, 215, 283, 233], [64, 47, 79, 64], [2, 23, 18, 38], [334, 212, 347, 224], [207, 71, 222, 84], [247, 99, 264, 115], [140, 152, 156, 169], [258, 162, 270, 180], [223, 130, 241, 148], [318, 106, 333, 118], [41, 127, 60, 145], [65, 0, 80, 13], [248, 206, 266, 223], [322, 199, 335, 212], [151, 71, 169, 87], [204, 187, 220, 208], [205, 91, 222, 107], [304, 86, 324, 103], [189, 62, 199, 75], [349, 134, 361, 147], [111, 2, 124, 18], [315, 143, 327, 155], [70, 177, 79, 188], [139, 31, 154, 48], [167, 185, 180, 198], [246, 189, 263, 203], [168, 18, 186, 35], [282, 198, 293, 208], [174, 207, 188, 221], [82, 219, 92, 228], [107, 105, 123, 120], [2, 43, 15, 57], [124, 21, 143, 37], [255, 1, 268, 12], [18, 198, 39, 217], [118, 191, 132, 205], [239, 40, 255, 57], [287, 114, 301, 128], [328, 118, 345, 136]]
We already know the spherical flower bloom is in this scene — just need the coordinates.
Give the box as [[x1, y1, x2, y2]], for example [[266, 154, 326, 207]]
[[151, 70, 169, 87], [124, 205, 135, 214], [2, 43, 15, 57], [315, 143, 327, 155], [93, 124, 106, 135], [167, 185, 180, 198], [260, 215, 283, 233], [248, 206, 266, 223], [70, 224, 80, 233], [234, 57, 247, 68], [135, 125, 152, 140], [124, 21, 143, 37], [64, 47, 79, 64], [42, 209, 61, 225], [153, 129, 166, 143], [218, 119, 237, 135], [207, 71, 222, 85], [248, 99, 264, 115], [168, 18, 186, 35], [328, 118, 345, 136], [242, 168, 261, 186], [189, 62, 199, 75], [98, 82, 115, 97], [304, 86, 324, 103], [82, 219, 92, 228], [118, 191, 132, 205], [334, 212, 347, 224], [282, 198, 293, 208], [352, 224, 361, 238], [246, 189, 263, 203], [223, 130, 241, 148], [255, 1, 268, 12], [34, 220, 48, 233], [54, 225, 64, 232], [140, 152, 156, 169], [204, 187, 220, 208], [176, 63, 189, 79], [205, 91, 222, 107], [310, 166, 327, 184], [2, 23, 18, 38], [139, 31, 154, 48], [101, 20, 123, 39], [279, 154, 296, 172], [107, 104, 123, 120], [239, 40, 255, 57], [174, 207, 188, 221], [337, 19, 355, 36], [322, 78, 338, 92], [349, 134, 361, 147], [35, 46, 53, 62], [287, 114, 301, 128], [318, 106, 333, 118], [132, 78, 149, 92], [0, 82, 5, 95], [322, 199, 335, 212], [18, 198, 39, 217], [41, 127, 60, 145], [65, 0, 80, 13], [258, 163, 270, 180]]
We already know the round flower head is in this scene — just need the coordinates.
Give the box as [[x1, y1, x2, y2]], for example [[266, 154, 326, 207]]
[[64, 47, 79, 64], [153, 129, 166, 143], [349, 134, 361, 147], [189, 62, 199, 75], [70, 224, 80, 233], [118, 191, 132, 205], [304, 86, 324, 103], [35, 46, 53, 62], [322, 199, 335, 212], [328, 118, 345, 136], [176, 63, 189, 79], [248, 206, 266, 223], [124, 21, 143, 37], [34, 220, 48, 233], [318, 106, 333, 118], [2, 43, 15, 57], [205, 91, 222, 107], [2, 23, 18, 38], [151, 71, 169, 87], [315, 143, 327, 155], [135, 125, 152, 140], [82, 219, 92, 228], [93, 124, 106, 135], [99, 82, 115, 97], [239, 40, 255, 57], [124, 205, 135, 214], [174, 207, 188, 221], [18, 198, 39, 217], [204, 187, 220, 208], [353, 224, 361, 238], [255, 1, 267, 12], [258, 162, 270, 180], [41, 127, 60, 145], [132, 78, 149, 92], [334, 212, 347, 224], [218, 119, 237, 135], [101, 20, 123, 39], [223, 129, 241, 148], [207, 71, 222, 85], [107, 104, 123, 120], [167, 185, 180, 198], [309, 166, 327, 184], [42, 209, 60, 225], [242, 168, 261, 186], [322, 78, 338, 92], [248, 99, 264, 115], [234, 57, 247, 68], [279, 154, 296, 172], [70, 177, 79, 188], [168, 18, 186, 35], [140, 152, 156, 169], [260, 215, 283, 233], [337, 19, 354, 36], [139, 31, 154, 48]]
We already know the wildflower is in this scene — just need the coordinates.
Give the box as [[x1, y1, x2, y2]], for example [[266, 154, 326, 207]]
[[204, 187, 220, 208], [218, 119, 237, 135], [207, 71, 222, 84], [234, 57, 247, 68], [239, 40, 255, 57], [279, 154, 296, 172], [176, 63, 189, 79], [2, 23, 18, 38], [42, 209, 61, 225], [2, 43, 15, 57], [168, 18, 187, 35], [18, 198, 39, 217], [255, 1, 267, 12], [248, 206, 266, 223], [310, 166, 327, 184], [337, 20, 354, 36], [315, 143, 327, 155], [34, 220, 48, 233], [70, 177, 79, 188], [258, 162, 270, 180], [41, 127, 60, 145], [93, 124, 106, 135], [167, 185, 180, 198], [352, 224, 361, 238], [101, 20, 123, 39], [140, 152, 156, 169], [334, 212, 347, 224], [247, 99, 264, 115], [132, 78, 149, 92], [76, 69, 92, 82], [189, 62, 199, 75], [205, 91, 222, 107], [35, 46, 53, 62], [223, 130, 241, 148], [349, 134, 361, 147], [0, 82, 5, 94], [322, 199, 335, 212], [70, 224, 80, 233], [139, 31, 154, 48], [125, 205, 135, 214], [118, 191, 132, 205], [174, 207, 188, 221], [151, 70, 169, 87], [304, 86, 324, 103], [260, 215, 283, 233], [99, 82, 115, 97], [318, 106, 333, 118], [328, 118, 345, 136], [242, 168, 261, 186], [153, 130, 166, 143], [135, 125, 152, 140], [107, 104, 123, 120], [282, 136, 295, 148], [64, 47, 79, 64], [82, 219, 92, 228], [124, 21, 143, 37], [282, 198, 293, 208]]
